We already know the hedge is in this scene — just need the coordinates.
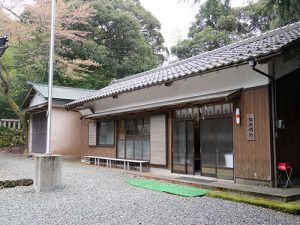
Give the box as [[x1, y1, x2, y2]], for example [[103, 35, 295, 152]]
[[0, 126, 25, 148]]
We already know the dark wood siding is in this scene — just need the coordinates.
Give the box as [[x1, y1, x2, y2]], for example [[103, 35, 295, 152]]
[[32, 111, 47, 153], [276, 68, 300, 177], [233, 86, 271, 181]]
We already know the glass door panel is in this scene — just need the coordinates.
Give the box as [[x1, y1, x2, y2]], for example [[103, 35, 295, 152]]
[[216, 118, 233, 179], [142, 118, 150, 160], [172, 121, 186, 173], [186, 121, 194, 174], [200, 118, 233, 179], [117, 120, 125, 158], [172, 120, 195, 174], [134, 119, 143, 159], [200, 119, 217, 177], [125, 120, 134, 159]]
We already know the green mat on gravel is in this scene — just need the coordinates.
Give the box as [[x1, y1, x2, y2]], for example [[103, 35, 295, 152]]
[[128, 179, 210, 197]]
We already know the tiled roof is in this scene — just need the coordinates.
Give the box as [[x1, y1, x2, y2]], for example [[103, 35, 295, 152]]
[[65, 21, 300, 109], [28, 82, 96, 100]]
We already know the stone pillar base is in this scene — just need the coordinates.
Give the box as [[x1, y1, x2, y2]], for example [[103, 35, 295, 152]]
[[34, 155, 62, 192]]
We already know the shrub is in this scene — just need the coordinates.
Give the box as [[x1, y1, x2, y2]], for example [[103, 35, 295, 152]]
[[0, 126, 25, 148]]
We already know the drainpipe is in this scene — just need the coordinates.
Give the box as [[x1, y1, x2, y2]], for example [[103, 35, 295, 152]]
[[248, 59, 277, 188]]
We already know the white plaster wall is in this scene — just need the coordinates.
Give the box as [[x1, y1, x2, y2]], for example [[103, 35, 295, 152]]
[[29, 93, 69, 108], [50, 108, 82, 156], [29, 93, 47, 107], [87, 64, 269, 115]]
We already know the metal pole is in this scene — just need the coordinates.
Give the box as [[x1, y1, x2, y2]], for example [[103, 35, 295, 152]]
[[46, 0, 56, 154]]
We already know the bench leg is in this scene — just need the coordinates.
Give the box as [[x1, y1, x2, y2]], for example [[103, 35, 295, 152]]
[[124, 161, 126, 170], [107, 159, 109, 168], [285, 169, 293, 188], [140, 163, 142, 173]]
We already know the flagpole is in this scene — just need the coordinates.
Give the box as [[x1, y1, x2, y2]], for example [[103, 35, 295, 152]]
[[46, 0, 56, 154]]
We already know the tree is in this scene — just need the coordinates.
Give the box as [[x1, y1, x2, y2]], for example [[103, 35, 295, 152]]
[[172, 0, 300, 60], [172, 0, 247, 60], [267, 0, 300, 26], [0, 0, 166, 145], [0, 9, 31, 141], [85, 0, 166, 81], [0, 0, 98, 145], [20, 0, 167, 88], [172, 26, 230, 59]]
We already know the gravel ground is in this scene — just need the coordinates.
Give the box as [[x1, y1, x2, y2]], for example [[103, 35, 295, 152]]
[[0, 152, 299, 225]]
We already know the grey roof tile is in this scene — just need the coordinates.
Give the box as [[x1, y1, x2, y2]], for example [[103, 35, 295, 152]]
[[28, 82, 96, 101], [66, 21, 300, 109]]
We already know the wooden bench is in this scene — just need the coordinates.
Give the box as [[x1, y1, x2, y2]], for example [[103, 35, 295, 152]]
[[83, 156, 149, 173]]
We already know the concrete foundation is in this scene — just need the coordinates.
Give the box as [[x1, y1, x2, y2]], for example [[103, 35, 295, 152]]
[[34, 155, 62, 192]]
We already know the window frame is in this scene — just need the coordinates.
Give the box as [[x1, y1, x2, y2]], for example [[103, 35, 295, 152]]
[[96, 120, 115, 147], [117, 118, 150, 160]]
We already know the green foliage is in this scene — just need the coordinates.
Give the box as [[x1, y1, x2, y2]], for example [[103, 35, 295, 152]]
[[172, 26, 230, 59], [83, 0, 167, 81], [0, 126, 25, 148], [172, 0, 247, 60], [15, 0, 166, 90], [172, 0, 300, 60], [267, 0, 300, 26], [0, 46, 32, 118], [0, 0, 167, 122], [0, 98, 15, 118]]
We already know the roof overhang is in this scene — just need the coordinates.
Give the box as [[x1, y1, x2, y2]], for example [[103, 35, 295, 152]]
[[22, 103, 48, 113], [21, 87, 37, 109], [84, 88, 242, 119]]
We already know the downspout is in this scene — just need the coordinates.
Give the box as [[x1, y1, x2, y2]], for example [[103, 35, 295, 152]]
[[249, 59, 277, 188]]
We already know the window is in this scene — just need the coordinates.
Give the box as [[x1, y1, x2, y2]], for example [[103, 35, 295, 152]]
[[97, 121, 114, 145], [174, 103, 233, 119], [117, 118, 150, 160]]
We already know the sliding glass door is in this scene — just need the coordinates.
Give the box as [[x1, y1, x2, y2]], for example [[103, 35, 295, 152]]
[[172, 120, 194, 174], [200, 117, 233, 179], [117, 118, 150, 160]]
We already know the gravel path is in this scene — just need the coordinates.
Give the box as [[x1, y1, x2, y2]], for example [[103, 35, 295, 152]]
[[0, 152, 299, 225]]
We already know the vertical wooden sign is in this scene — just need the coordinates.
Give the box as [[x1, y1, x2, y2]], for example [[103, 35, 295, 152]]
[[247, 113, 255, 141]]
